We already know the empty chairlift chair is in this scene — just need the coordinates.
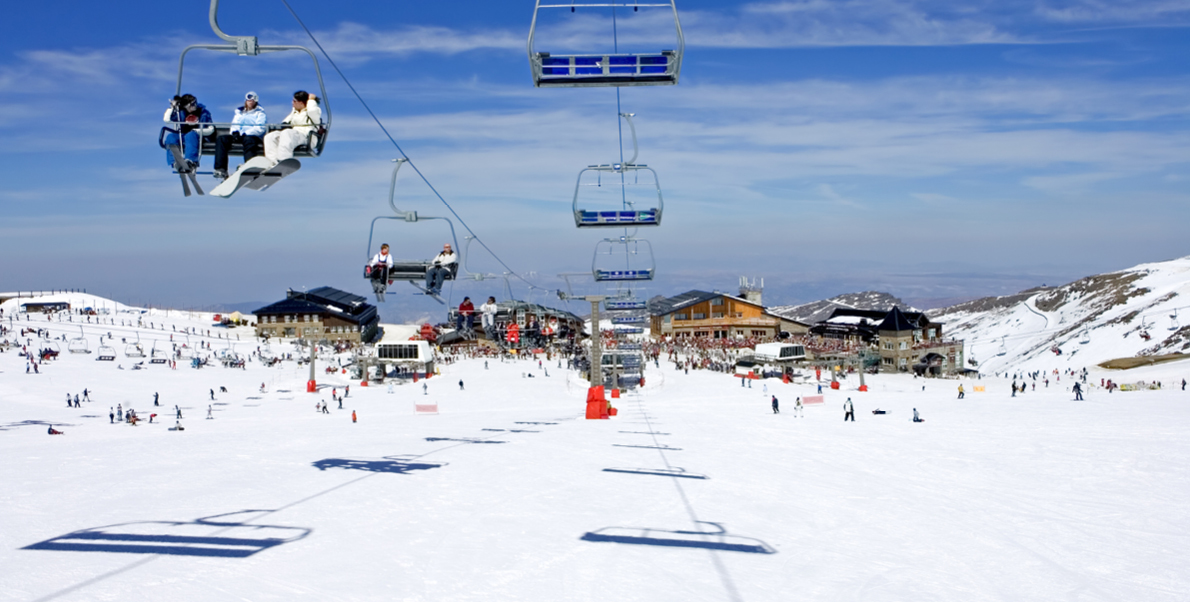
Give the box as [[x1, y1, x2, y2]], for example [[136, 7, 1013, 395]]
[[528, 1, 685, 88], [592, 237, 655, 282], [68, 328, 90, 354], [96, 343, 117, 361], [573, 113, 664, 228]]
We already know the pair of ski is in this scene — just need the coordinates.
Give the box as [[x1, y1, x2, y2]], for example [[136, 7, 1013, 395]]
[[168, 145, 300, 198]]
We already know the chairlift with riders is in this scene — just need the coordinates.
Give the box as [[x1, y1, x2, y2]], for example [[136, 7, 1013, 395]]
[[125, 333, 146, 358], [160, 0, 331, 197], [363, 159, 460, 304], [527, 0, 685, 88]]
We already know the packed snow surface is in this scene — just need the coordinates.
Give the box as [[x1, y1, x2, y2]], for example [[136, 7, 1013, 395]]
[[2, 294, 1189, 601]]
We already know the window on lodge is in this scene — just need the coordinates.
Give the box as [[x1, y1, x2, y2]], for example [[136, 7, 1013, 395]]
[[711, 298, 724, 306], [675, 313, 688, 320], [693, 313, 706, 320], [712, 312, 724, 319]]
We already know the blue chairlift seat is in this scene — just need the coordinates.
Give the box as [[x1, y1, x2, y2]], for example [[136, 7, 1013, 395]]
[[605, 300, 647, 311], [528, 1, 685, 88], [577, 208, 660, 227], [611, 316, 648, 324], [534, 51, 677, 87], [594, 269, 654, 282]]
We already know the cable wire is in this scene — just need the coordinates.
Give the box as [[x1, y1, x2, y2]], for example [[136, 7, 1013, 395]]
[[280, 0, 545, 295]]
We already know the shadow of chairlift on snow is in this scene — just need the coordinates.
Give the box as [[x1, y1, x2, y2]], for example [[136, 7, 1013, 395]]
[[612, 444, 682, 451], [22, 510, 310, 558], [602, 467, 707, 479], [0, 420, 79, 432], [311, 456, 446, 474], [581, 522, 775, 554], [424, 437, 508, 444]]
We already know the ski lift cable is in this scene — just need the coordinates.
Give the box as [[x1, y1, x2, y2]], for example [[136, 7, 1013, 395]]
[[279, 0, 545, 294]]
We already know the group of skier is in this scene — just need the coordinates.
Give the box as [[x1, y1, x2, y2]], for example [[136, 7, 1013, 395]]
[[163, 89, 321, 178]]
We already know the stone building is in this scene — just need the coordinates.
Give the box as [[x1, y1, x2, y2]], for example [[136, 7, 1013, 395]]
[[252, 287, 379, 344]]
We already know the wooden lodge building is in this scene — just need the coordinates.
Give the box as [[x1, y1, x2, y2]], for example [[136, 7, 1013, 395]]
[[252, 287, 380, 344], [649, 290, 811, 340]]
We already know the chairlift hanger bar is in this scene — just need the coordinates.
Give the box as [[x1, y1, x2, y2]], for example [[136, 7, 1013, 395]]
[[538, 3, 674, 7], [177, 0, 331, 130]]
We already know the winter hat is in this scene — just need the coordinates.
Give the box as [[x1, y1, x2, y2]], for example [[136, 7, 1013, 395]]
[[245, 91, 258, 101]]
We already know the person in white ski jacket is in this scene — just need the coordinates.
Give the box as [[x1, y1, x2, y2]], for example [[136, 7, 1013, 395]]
[[424, 244, 457, 295], [214, 91, 268, 179], [480, 297, 498, 331], [264, 90, 321, 164]]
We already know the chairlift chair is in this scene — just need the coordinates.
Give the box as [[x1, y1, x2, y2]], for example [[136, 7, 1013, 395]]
[[150, 341, 169, 364], [528, 0, 685, 87], [68, 328, 90, 354], [605, 299, 647, 311], [1171, 309, 1181, 331], [996, 337, 1007, 356], [363, 159, 461, 292], [1079, 330, 1090, 344], [161, 0, 332, 195], [125, 334, 145, 358], [96, 343, 117, 361], [593, 237, 655, 282], [574, 113, 664, 228]]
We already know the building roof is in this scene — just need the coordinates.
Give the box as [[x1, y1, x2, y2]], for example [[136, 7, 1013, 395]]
[[878, 306, 918, 332], [252, 286, 378, 326], [649, 290, 761, 317]]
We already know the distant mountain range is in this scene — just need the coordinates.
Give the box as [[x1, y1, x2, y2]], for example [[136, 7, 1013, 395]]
[[767, 291, 918, 324]]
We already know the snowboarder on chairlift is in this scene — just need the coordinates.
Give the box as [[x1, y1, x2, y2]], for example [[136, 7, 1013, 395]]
[[368, 244, 395, 302]]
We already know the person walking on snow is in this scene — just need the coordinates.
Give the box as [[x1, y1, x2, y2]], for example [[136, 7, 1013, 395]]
[[352, 410, 357, 423], [844, 398, 855, 422], [771, 396, 779, 414], [794, 396, 804, 418], [957, 384, 965, 399], [207, 405, 213, 419], [1073, 381, 1083, 401], [459, 379, 465, 391]]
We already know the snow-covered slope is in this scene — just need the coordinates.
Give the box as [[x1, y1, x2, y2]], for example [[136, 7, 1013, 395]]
[[930, 256, 1190, 374], [3, 291, 1190, 600]]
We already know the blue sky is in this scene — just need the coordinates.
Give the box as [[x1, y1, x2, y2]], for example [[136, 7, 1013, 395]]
[[1, 0, 1188, 319]]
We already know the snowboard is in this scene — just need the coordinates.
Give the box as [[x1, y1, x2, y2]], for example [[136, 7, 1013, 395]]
[[408, 282, 445, 305], [209, 157, 301, 198], [167, 144, 204, 197]]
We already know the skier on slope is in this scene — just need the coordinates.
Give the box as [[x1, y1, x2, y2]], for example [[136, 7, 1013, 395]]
[[771, 395, 779, 414], [794, 396, 804, 418], [844, 398, 855, 422]]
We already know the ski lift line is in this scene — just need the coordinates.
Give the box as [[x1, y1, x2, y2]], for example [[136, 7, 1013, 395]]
[[278, 0, 543, 295]]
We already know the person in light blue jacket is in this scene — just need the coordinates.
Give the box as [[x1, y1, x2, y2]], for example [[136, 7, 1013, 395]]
[[213, 91, 268, 179]]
